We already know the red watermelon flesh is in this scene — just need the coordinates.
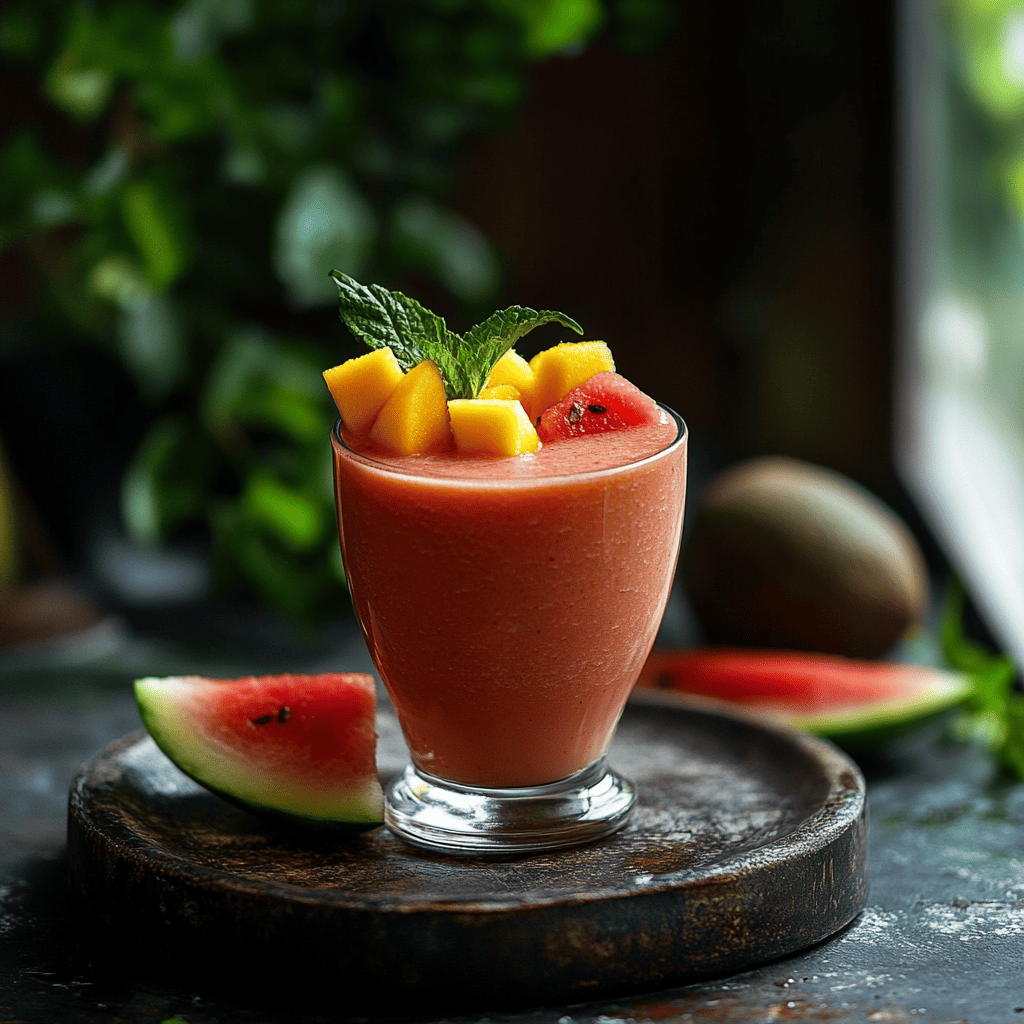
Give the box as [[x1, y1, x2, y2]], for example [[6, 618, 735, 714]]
[[635, 648, 971, 748], [536, 371, 664, 441], [134, 672, 384, 829]]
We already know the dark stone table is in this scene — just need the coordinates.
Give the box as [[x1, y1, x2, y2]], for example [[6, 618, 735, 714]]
[[2, 607, 1023, 1024]]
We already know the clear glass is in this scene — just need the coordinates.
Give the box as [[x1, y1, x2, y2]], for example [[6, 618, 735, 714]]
[[332, 409, 687, 854]]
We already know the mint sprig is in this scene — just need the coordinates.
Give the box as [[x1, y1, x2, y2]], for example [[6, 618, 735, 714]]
[[330, 270, 582, 399], [941, 575, 1024, 778]]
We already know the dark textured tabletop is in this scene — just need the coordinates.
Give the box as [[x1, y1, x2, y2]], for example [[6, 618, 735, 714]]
[[2, 604, 1023, 1024]]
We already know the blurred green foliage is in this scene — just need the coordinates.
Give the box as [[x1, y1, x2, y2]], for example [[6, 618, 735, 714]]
[[948, 0, 1024, 120], [939, 3, 1024, 439], [947, 0, 1024, 223], [0, 0, 679, 625], [941, 576, 1024, 779]]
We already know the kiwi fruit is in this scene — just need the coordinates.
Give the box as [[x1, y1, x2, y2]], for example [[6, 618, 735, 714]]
[[682, 457, 928, 659]]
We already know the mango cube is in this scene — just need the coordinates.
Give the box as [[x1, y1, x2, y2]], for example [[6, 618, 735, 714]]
[[528, 341, 615, 420], [448, 398, 540, 456], [323, 347, 405, 433], [370, 360, 453, 455], [484, 350, 536, 413], [478, 383, 522, 402]]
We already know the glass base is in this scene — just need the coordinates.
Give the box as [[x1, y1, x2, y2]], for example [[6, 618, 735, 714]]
[[384, 757, 635, 855]]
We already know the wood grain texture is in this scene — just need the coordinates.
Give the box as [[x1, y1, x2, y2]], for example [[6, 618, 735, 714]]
[[67, 694, 867, 1013]]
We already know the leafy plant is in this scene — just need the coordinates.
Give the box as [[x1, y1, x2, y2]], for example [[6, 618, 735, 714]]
[[0, 0, 678, 624], [942, 576, 1024, 778], [331, 270, 581, 399]]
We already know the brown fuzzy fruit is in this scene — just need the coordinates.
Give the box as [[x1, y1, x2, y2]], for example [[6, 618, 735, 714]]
[[682, 457, 929, 659]]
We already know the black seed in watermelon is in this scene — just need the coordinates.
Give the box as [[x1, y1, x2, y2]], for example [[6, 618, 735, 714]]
[[536, 371, 665, 441]]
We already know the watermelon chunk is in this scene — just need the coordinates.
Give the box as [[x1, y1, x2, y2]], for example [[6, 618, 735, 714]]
[[536, 371, 664, 441], [635, 648, 972, 750], [134, 672, 384, 830]]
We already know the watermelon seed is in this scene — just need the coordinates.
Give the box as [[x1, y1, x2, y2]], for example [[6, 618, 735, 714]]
[[251, 714, 274, 726], [278, 706, 290, 724], [568, 403, 584, 424], [587, 404, 607, 414]]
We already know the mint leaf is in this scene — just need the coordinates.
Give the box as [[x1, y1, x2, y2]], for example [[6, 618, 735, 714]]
[[331, 270, 582, 399], [330, 270, 455, 370], [416, 331, 473, 399], [461, 306, 582, 397], [941, 575, 1024, 777]]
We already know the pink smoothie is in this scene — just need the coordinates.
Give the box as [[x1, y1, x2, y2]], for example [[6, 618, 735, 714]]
[[332, 414, 686, 788]]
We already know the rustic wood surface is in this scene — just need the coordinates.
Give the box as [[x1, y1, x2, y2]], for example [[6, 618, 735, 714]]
[[3, 615, 1024, 1022], [66, 694, 867, 1013]]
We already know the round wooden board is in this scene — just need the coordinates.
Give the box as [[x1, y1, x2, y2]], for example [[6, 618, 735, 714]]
[[67, 693, 867, 1014]]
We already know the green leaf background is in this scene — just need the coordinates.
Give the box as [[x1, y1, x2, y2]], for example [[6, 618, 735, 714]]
[[0, 0, 679, 625], [941, 577, 1024, 778]]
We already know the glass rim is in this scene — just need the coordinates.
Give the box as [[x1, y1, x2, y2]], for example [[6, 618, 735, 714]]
[[331, 404, 686, 489]]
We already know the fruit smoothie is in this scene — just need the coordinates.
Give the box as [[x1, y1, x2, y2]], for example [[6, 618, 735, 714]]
[[332, 413, 686, 788]]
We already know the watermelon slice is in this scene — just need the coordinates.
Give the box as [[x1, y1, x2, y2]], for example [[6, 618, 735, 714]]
[[635, 648, 972, 749], [134, 672, 384, 830], [536, 371, 664, 441]]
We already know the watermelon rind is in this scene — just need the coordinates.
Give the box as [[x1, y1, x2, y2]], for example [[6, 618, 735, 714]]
[[636, 650, 973, 752], [134, 674, 385, 831], [765, 672, 972, 751]]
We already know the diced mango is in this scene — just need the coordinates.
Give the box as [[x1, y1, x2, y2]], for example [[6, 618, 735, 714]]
[[370, 360, 453, 455], [478, 383, 521, 402], [448, 399, 540, 456], [528, 341, 615, 420], [484, 350, 536, 413], [323, 347, 405, 433]]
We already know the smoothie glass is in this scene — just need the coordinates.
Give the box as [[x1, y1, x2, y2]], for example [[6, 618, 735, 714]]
[[332, 409, 687, 853]]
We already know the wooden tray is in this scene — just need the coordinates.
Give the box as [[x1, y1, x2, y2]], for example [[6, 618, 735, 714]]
[[67, 693, 867, 1013]]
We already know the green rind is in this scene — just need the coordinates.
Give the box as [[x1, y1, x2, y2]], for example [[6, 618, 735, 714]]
[[173, 775, 382, 834], [777, 673, 973, 751], [134, 676, 384, 831]]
